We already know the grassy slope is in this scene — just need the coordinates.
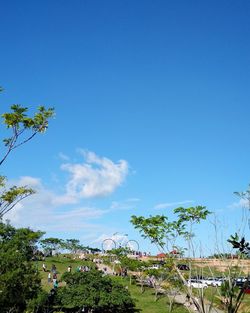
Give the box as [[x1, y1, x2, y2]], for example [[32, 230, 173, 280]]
[[36, 256, 250, 313], [37, 256, 188, 313], [113, 276, 187, 313]]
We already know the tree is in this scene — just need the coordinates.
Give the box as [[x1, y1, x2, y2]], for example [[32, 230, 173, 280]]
[[119, 256, 147, 286], [131, 204, 250, 313], [0, 175, 35, 218], [234, 184, 250, 230], [40, 237, 64, 256], [214, 187, 250, 313], [0, 89, 54, 312], [0, 221, 44, 313], [26, 290, 51, 313], [173, 206, 211, 257], [0, 92, 54, 218], [227, 233, 250, 256], [52, 270, 136, 313], [234, 184, 250, 211], [131, 206, 212, 313], [107, 247, 130, 258], [63, 238, 80, 254], [1, 104, 54, 166]]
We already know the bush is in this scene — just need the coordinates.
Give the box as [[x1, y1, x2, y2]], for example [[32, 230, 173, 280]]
[[52, 270, 136, 312]]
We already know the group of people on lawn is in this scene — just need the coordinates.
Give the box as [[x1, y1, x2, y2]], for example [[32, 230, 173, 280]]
[[42, 263, 91, 288], [42, 263, 59, 288]]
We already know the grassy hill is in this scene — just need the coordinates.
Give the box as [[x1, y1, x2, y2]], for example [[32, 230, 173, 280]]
[[37, 255, 188, 313], [36, 255, 250, 313]]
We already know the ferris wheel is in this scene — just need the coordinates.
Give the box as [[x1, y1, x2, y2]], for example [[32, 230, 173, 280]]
[[101, 233, 140, 254], [101, 238, 116, 252], [125, 239, 139, 252]]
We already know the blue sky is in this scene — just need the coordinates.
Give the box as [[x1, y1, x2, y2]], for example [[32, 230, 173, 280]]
[[1, 0, 250, 256]]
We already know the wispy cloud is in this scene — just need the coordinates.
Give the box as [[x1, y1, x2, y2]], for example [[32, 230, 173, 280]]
[[93, 233, 129, 245], [154, 200, 194, 210], [110, 198, 140, 211], [58, 152, 70, 161], [61, 150, 129, 199], [227, 198, 249, 209], [14, 150, 130, 206], [4, 150, 131, 244], [5, 192, 135, 231], [55, 207, 107, 220], [4, 183, 109, 234]]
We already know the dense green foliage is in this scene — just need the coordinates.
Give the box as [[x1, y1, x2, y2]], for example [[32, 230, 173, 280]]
[[33, 254, 250, 313], [0, 222, 43, 313], [40, 237, 64, 255], [54, 270, 136, 313]]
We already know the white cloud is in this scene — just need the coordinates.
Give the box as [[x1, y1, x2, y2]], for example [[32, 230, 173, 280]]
[[15, 176, 43, 189], [58, 152, 70, 161], [4, 150, 131, 245], [4, 184, 108, 234], [93, 233, 129, 246], [52, 194, 78, 206], [154, 200, 194, 210], [55, 207, 107, 220], [61, 150, 129, 199], [110, 198, 140, 210], [228, 198, 249, 209], [13, 176, 77, 210], [4, 202, 23, 224], [4, 184, 132, 240]]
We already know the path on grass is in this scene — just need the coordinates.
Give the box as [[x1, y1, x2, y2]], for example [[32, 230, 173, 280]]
[[96, 263, 223, 313], [173, 293, 223, 313], [96, 263, 114, 274]]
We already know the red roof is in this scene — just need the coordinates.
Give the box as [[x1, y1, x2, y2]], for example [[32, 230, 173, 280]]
[[157, 253, 166, 258], [170, 250, 178, 254]]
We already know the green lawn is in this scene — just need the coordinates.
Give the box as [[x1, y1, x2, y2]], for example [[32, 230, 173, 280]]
[[37, 256, 91, 291], [36, 256, 250, 313], [203, 286, 250, 313], [114, 276, 187, 313], [36, 256, 188, 313]]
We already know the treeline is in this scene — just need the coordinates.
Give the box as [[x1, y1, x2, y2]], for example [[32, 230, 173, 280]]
[[0, 221, 136, 313], [39, 237, 101, 257]]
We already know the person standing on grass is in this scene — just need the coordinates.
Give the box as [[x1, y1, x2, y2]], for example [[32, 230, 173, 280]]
[[52, 272, 57, 281], [51, 264, 57, 274], [48, 272, 51, 283], [42, 263, 46, 272], [53, 279, 58, 289], [52, 275, 57, 285]]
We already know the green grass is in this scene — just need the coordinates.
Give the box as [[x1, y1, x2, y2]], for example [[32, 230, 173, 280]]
[[203, 286, 250, 313], [114, 276, 188, 313], [35, 256, 250, 313], [36, 256, 188, 313], [36, 256, 90, 291]]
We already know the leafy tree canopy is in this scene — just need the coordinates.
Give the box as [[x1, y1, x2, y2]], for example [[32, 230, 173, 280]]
[[131, 206, 211, 252], [53, 270, 136, 313], [0, 89, 54, 218], [40, 237, 64, 255], [1, 104, 54, 166], [228, 233, 250, 255], [0, 222, 44, 313]]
